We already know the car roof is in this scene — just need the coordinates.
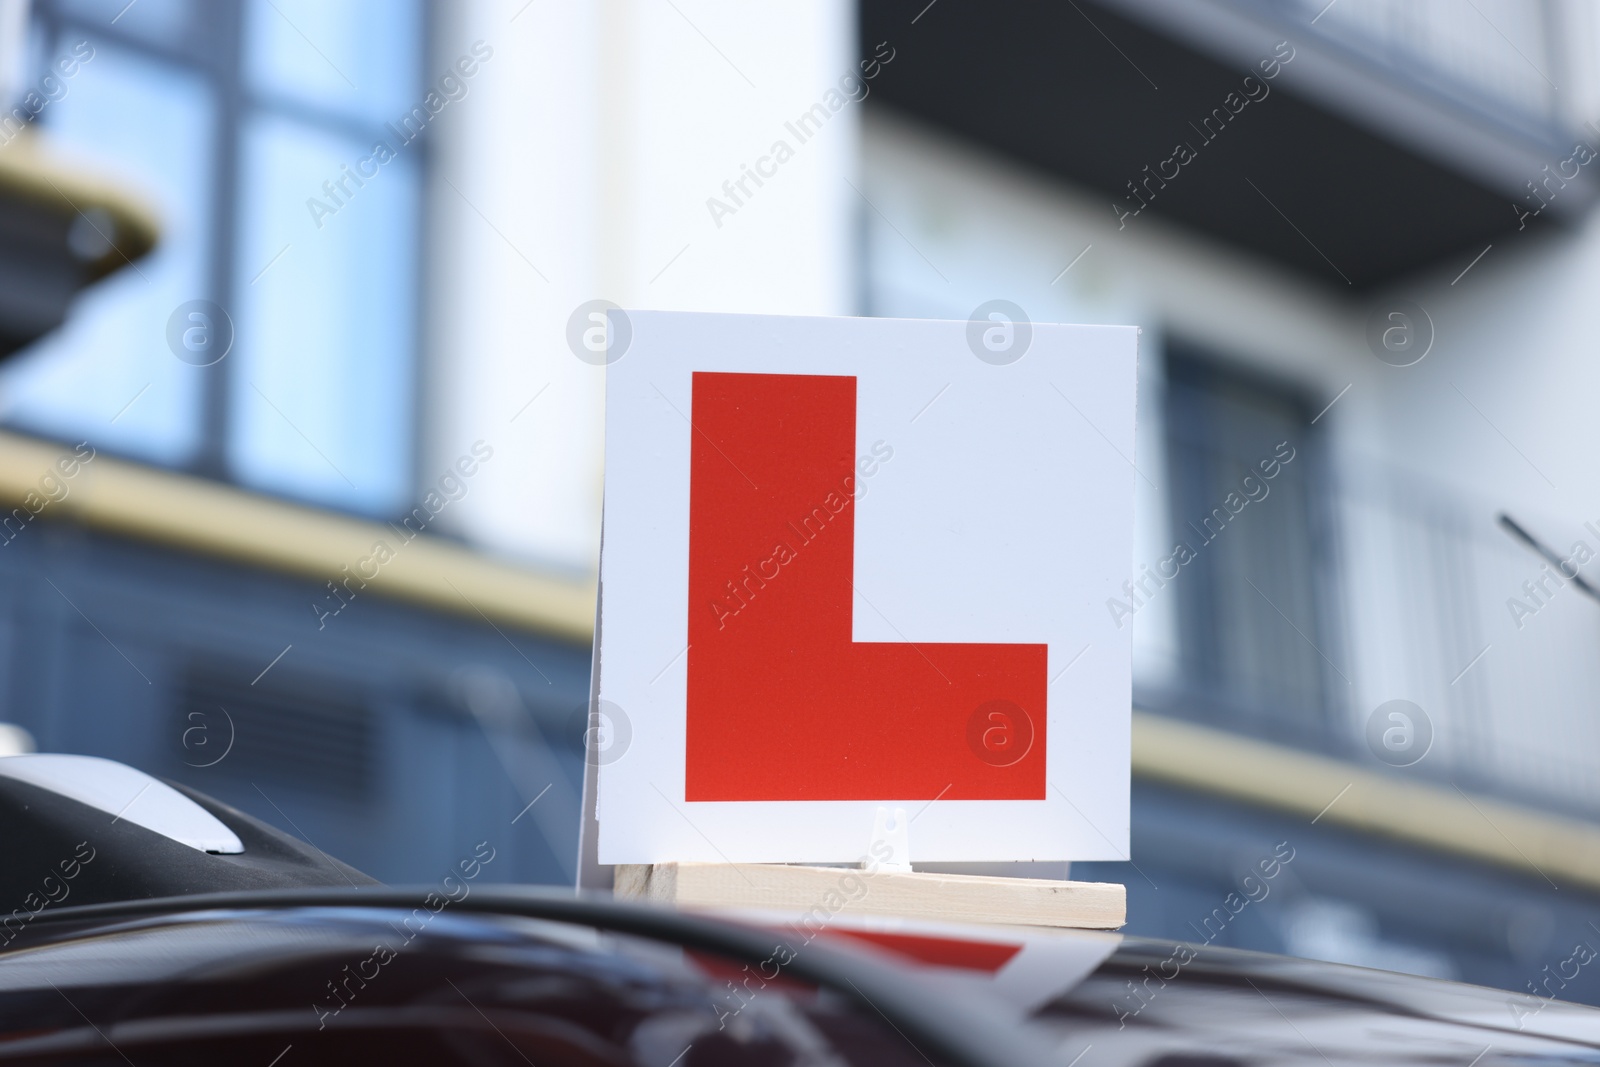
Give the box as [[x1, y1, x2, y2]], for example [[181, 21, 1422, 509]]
[[7, 890, 1598, 1066]]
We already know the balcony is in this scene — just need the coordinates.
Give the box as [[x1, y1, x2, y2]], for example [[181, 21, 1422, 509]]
[[861, 0, 1596, 289], [1134, 435, 1600, 825]]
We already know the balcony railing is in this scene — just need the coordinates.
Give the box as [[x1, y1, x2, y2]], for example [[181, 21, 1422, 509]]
[[1137, 452, 1600, 821], [1281, 0, 1561, 127]]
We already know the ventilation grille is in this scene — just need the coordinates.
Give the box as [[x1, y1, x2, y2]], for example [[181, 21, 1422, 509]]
[[178, 662, 375, 800]]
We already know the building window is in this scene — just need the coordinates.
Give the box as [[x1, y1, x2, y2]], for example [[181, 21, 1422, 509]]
[[1162, 345, 1332, 740], [0, 0, 425, 517]]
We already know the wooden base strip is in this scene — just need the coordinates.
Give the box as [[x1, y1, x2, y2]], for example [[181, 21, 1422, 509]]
[[615, 862, 1125, 929]]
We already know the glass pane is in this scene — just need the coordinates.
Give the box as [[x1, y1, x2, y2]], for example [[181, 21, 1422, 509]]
[[244, 0, 420, 123], [0, 40, 211, 465], [229, 112, 417, 515]]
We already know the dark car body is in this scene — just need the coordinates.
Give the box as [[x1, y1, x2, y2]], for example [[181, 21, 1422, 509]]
[[0, 887, 1594, 1067]]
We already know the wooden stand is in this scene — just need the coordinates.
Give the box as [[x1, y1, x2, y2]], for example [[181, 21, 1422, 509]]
[[615, 863, 1125, 929]]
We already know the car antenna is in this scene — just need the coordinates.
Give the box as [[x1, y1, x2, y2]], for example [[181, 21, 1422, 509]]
[[1497, 512, 1600, 606]]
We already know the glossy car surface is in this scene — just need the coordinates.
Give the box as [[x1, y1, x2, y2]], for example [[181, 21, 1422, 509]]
[[0, 888, 1594, 1066]]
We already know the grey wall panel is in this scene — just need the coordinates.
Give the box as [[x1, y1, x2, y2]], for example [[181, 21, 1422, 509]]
[[0, 522, 591, 887]]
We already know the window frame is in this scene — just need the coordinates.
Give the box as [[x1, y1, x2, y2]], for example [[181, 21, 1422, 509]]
[[18, 0, 432, 519]]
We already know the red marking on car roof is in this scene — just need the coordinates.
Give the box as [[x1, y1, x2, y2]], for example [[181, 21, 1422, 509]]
[[827, 929, 1023, 972]]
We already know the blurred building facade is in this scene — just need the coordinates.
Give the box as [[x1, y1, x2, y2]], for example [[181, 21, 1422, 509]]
[[3, 0, 1600, 1005], [853, 0, 1600, 996]]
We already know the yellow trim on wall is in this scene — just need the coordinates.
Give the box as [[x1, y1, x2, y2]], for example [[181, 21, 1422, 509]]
[[0, 432, 595, 643], [1135, 711, 1600, 891]]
